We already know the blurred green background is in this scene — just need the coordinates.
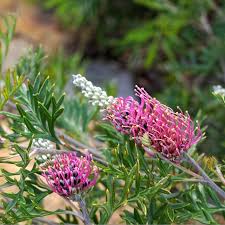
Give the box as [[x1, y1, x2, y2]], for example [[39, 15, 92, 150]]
[[3, 0, 225, 157]]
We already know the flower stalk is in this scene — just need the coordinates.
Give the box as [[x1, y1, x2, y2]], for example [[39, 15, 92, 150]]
[[71, 195, 91, 225]]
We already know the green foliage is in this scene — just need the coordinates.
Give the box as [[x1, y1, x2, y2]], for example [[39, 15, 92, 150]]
[[1, 7, 225, 225], [45, 49, 85, 93], [91, 124, 225, 224], [16, 47, 84, 93], [16, 46, 95, 143], [30, 0, 101, 28], [121, 0, 225, 77], [16, 47, 46, 79], [29, 0, 225, 81], [30, 0, 225, 156], [0, 15, 16, 72], [30, 0, 149, 55], [57, 96, 98, 139], [1, 75, 64, 142], [0, 15, 21, 110], [0, 143, 73, 224], [0, 70, 24, 110]]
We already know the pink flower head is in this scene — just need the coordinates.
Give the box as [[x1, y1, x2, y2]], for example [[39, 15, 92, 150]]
[[106, 96, 140, 135], [105, 86, 202, 161], [42, 153, 99, 197]]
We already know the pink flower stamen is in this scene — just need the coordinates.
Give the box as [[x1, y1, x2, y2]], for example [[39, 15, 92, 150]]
[[41, 153, 99, 197]]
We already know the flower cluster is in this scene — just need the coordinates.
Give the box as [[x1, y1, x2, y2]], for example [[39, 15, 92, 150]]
[[72, 75, 202, 162], [32, 138, 54, 150], [31, 139, 55, 163], [72, 74, 114, 108], [41, 153, 98, 197], [213, 85, 225, 100], [105, 86, 202, 161], [105, 96, 139, 135], [36, 153, 52, 165]]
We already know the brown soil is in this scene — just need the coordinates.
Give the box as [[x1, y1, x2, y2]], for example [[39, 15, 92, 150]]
[[0, 0, 68, 52], [0, 0, 70, 73]]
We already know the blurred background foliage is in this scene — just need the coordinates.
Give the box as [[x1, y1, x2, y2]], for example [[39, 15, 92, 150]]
[[25, 0, 225, 157]]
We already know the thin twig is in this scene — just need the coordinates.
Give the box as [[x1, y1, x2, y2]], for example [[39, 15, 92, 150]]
[[56, 128, 103, 159], [143, 147, 203, 179], [32, 217, 56, 225], [57, 210, 84, 221], [184, 152, 225, 200], [173, 178, 207, 183], [29, 147, 107, 165], [32, 217, 72, 225]]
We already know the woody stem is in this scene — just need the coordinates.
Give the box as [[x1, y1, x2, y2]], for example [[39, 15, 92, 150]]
[[184, 152, 225, 200], [71, 195, 91, 225], [143, 147, 202, 179]]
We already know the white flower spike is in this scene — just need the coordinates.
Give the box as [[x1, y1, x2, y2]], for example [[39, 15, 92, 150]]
[[32, 138, 54, 150], [72, 74, 115, 108], [213, 85, 225, 97], [213, 85, 225, 102]]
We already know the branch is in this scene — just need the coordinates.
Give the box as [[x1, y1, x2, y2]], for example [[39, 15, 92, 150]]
[[32, 217, 75, 225], [5, 101, 106, 164], [143, 147, 203, 179], [184, 152, 225, 200], [56, 128, 103, 159], [58, 210, 84, 221], [29, 148, 70, 157], [177, 178, 207, 183], [29, 147, 107, 165], [200, 13, 213, 36]]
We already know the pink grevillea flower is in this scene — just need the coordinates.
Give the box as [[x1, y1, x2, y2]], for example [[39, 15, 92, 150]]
[[41, 153, 99, 197], [105, 86, 202, 161]]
